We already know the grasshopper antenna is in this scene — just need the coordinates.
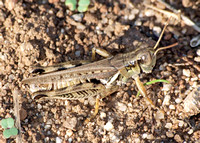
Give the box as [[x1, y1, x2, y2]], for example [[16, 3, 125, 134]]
[[154, 42, 178, 55], [153, 20, 169, 50], [153, 17, 178, 55]]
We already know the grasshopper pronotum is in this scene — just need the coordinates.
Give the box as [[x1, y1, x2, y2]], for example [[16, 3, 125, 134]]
[[22, 22, 178, 123]]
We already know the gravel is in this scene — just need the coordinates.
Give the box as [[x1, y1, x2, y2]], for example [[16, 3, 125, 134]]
[[0, 0, 200, 142]]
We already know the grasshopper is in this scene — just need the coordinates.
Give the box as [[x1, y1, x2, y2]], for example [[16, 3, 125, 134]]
[[22, 23, 178, 123]]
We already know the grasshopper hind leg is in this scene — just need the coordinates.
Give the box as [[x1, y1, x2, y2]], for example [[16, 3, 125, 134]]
[[84, 85, 119, 124], [31, 82, 119, 123]]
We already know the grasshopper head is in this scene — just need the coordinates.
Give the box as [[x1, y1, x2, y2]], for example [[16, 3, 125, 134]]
[[137, 49, 156, 73], [137, 42, 178, 73], [138, 20, 178, 73]]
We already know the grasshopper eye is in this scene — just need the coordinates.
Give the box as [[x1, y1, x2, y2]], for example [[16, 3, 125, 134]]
[[139, 52, 152, 65]]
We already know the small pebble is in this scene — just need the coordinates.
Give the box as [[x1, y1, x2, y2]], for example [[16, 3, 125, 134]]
[[163, 71, 171, 76], [56, 137, 62, 143], [75, 51, 81, 57], [169, 105, 175, 110], [197, 49, 200, 56], [165, 123, 172, 129], [44, 124, 51, 130], [194, 57, 200, 62], [0, 52, 7, 60], [131, 9, 139, 15], [37, 104, 42, 110], [188, 129, 193, 135], [128, 14, 135, 20], [142, 133, 148, 139], [76, 23, 86, 30], [117, 102, 127, 112], [110, 133, 120, 142], [63, 117, 77, 130], [47, 131, 51, 135], [174, 134, 183, 142], [182, 0, 190, 7], [66, 129, 73, 137], [147, 134, 154, 140], [60, 28, 65, 33], [8, 74, 15, 81], [20, 108, 27, 120], [134, 20, 142, 26], [164, 33, 172, 40], [88, 96, 96, 106], [162, 84, 172, 92], [166, 131, 174, 138], [100, 112, 106, 119], [175, 98, 182, 104], [183, 69, 191, 77], [155, 110, 165, 120], [145, 9, 155, 17], [104, 121, 114, 131], [153, 26, 162, 37], [24, 119, 28, 123], [68, 138, 73, 143], [178, 121, 184, 127], [162, 95, 171, 106], [44, 137, 49, 142], [181, 28, 187, 34], [71, 13, 83, 22], [65, 100, 70, 106], [159, 64, 165, 71]]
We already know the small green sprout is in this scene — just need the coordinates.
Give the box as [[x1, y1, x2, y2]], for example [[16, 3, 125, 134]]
[[65, 0, 77, 11], [1, 118, 18, 139], [136, 79, 170, 97], [65, 0, 90, 12], [78, 0, 90, 12]]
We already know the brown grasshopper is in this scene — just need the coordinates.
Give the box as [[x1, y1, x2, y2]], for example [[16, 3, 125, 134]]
[[22, 23, 178, 122]]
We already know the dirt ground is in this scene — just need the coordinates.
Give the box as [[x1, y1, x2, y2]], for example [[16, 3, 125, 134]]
[[0, 0, 200, 142]]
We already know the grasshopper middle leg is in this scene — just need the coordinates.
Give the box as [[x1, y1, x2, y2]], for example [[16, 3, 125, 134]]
[[92, 47, 113, 61]]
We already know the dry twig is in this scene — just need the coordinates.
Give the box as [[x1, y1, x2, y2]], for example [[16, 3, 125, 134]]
[[144, 0, 200, 32], [13, 89, 22, 143]]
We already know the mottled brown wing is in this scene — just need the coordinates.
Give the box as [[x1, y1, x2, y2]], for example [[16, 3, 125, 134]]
[[22, 58, 118, 84]]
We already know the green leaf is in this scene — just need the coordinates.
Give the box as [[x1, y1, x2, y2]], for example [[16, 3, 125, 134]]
[[6, 118, 14, 128], [77, 6, 88, 12], [3, 129, 11, 139], [136, 79, 170, 97], [1, 118, 14, 129], [78, 0, 90, 12], [9, 127, 18, 136], [78, 0, 90, 6], [143, 79, 169, 86], [1, 119, 8, 129], [3, 127, 18, 139], [65, 0, 77, 11]]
